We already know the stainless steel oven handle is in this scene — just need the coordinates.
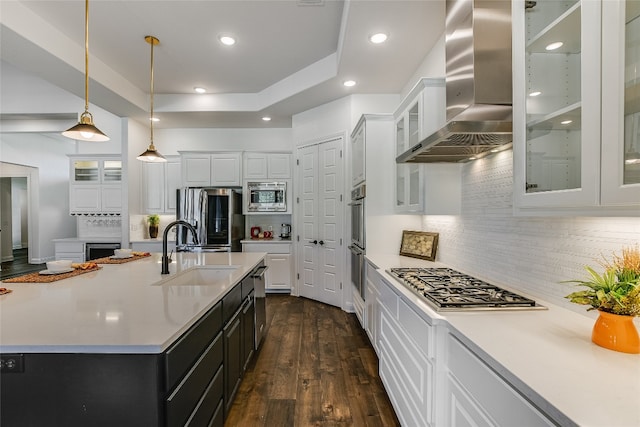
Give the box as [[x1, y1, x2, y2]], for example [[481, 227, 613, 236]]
[[348, 245, 363, 255], [250, 265, 269, 279]]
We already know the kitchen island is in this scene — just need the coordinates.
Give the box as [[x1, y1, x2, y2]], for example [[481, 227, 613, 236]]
[[0, 252, 266, 427], [365, 253, 640, 427]]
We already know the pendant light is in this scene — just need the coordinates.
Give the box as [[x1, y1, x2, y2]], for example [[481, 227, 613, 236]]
[[137, 35, 166, 162], [62, 0, 109, 142]]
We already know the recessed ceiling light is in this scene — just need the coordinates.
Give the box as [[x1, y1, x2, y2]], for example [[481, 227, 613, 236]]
[[262, 116, 272, 122], [490, 148, 500, 153], [149, 117, 160, 122], [219, 35, 236, 46], [343, 80, 356, 87], [529, 91, 542, 97], [369, 33, 388, 44], [194, 87, 206, 94], [561, 120, 573, 125], [545, 41, 563, 51], [469, 156, 477, 160]]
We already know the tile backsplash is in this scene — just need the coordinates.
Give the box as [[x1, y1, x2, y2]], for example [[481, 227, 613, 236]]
[[422, 151, 640, 317]]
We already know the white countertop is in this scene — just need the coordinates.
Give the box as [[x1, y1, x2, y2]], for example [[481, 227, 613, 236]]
[[0, 252, 266, 354], [366, 252, 640, 427], [241, 238, 292, 244], [53, 237, 121, 243]]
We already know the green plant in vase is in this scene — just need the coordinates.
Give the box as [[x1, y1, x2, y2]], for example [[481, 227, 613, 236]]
[[148, 214, 160, 239], [563, 245, 640, 353]]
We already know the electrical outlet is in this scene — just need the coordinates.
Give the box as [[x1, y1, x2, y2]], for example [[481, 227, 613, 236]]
[[0, 354, 24, 373]]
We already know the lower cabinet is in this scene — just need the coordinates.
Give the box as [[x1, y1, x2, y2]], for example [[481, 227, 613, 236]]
[[222, 276, 256, 417], [444, 334, 555, 427], [242, 242, 292, 292], [367, 267, 558, 427], [224, 308, 242, 416], [241, 291, 256, 371], [364, 260, 380, 354], [0, 274, 258, 427], [377, 275, 436, 427], [54, 240, 85, 262]]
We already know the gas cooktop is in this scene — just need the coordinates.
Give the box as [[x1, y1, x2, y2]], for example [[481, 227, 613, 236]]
[[386, 267, 546, 312]]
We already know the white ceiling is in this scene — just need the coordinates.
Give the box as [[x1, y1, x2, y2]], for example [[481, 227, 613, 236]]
[[0, 0, 444, 129]]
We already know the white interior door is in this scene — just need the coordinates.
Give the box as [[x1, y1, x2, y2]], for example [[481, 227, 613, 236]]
[[296, 137, 344, 308]]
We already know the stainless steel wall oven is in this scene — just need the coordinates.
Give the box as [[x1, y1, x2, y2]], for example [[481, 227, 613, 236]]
[[348, 184, 366, 300]]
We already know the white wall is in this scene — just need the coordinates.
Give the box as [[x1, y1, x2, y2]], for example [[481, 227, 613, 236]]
[[153, 128, 293, 154], [293, 96, 351, 145], [11, 177, 28, 248], [400, 34, 446, 100], [421, 151, 640, 317], [0, 136, 78, 262], [1, 61, 124, 154]]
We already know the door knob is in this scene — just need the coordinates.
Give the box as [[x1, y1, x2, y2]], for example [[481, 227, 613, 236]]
[[319, 240, 325, 246], [310, 240, 318, 245]]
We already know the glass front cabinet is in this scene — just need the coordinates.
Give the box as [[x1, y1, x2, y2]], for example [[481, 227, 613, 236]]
[[394, 78, 451, 214], [69, 155, 123, 214], [513, 0, 640, 214]]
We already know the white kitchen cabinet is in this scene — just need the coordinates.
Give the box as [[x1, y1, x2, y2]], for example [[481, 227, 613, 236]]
[[243, 152, 291, 180], [351, 123, 365, 187], [364, 260, 380, 355], [54, 241, 85, 262], [242, 241, 292, 292], [375, 269, 437, 427], [513, 0, 639, 214], [444, 333, 555, 427], [601, 0, 640, 205], [142, 155, 181, 214], [180, 152, 242, 187], [393, 78, 461, 214], [69, 155, 122, 214], [265, 253, 291, 291]]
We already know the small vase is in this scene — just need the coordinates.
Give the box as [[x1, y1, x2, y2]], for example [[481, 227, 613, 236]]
[[591, 310, 640, 354], [149, 225, 159, 239]]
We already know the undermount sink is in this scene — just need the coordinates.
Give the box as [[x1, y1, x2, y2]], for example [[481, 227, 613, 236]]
[[154, 266, 240, 286]]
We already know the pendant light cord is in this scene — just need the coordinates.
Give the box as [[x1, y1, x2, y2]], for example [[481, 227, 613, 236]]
[[84, 0, 90, 114], [146, 36, 159, 149]]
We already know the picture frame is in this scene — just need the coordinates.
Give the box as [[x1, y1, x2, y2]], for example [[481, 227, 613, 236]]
[[399, 230, 439, 261]]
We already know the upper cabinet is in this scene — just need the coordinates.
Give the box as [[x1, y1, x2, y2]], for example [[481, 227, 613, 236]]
[[351, 123, 366, 188], [142, 155, 181, 214], [352, 114, 394, 216], [513, 0, 640, 214], [601, 0, 640, 205], [243, 152, 291, 180], [181, 152, 242, 187], [394, 78, 461, 215], [69, 155, 122, 214]]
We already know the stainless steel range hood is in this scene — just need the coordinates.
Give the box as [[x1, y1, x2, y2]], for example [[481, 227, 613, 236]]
[[397, 0, 512, 163]]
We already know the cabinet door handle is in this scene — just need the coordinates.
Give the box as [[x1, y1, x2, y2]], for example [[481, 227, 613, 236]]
[[310, 240, 318, 245], [319, 240, 325, 246]]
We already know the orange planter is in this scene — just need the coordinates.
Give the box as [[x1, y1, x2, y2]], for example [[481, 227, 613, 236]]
[[592, 310, 640, 354]]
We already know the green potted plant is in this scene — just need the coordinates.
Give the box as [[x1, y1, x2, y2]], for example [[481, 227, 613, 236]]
[[147, 214, 160, 239], [564, 245, 640, 353]]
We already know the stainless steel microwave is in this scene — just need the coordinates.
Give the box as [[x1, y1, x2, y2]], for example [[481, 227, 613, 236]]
[[247, 181, 287, 212]]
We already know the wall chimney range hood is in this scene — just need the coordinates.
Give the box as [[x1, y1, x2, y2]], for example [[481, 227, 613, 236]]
[[397, 0, 513, 163]]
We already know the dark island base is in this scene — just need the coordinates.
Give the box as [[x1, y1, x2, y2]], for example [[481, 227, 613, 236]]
[[1, 353, 162, 427]]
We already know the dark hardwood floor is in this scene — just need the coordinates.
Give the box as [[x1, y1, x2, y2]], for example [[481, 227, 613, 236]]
[[0, 248, 45, 281], [225, 295, 399, 427]]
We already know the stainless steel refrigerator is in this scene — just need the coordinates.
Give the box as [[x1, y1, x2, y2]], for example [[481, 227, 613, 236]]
[[176, 188, 245, 252]]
